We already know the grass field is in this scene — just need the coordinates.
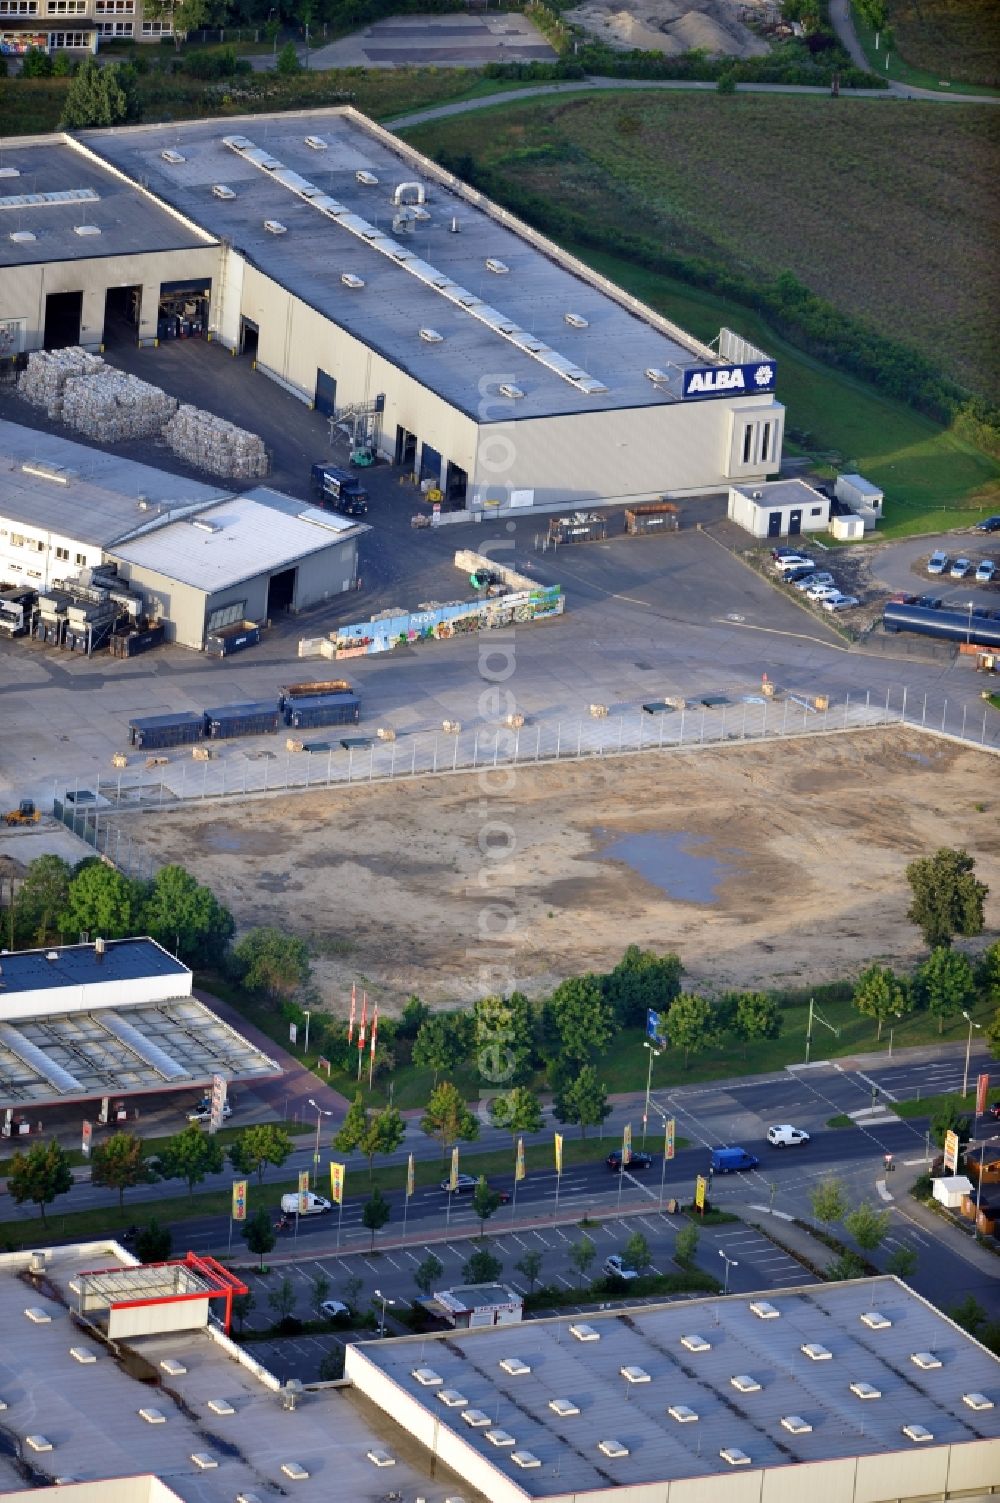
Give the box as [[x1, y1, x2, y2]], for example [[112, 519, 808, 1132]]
[[880, 0, 1000, 89], [403, 93, 1000, 403]]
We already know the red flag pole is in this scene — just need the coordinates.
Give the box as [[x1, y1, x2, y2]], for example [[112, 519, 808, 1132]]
[[369, 1002, 378, 1090], [348, 982, 356, 1046], [357, 992, 367, 1080]]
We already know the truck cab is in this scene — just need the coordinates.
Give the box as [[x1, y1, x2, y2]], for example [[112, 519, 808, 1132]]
[[310, 463, 368, 516]]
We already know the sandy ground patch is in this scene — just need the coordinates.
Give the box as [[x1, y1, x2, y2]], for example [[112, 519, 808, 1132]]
[[125, 729, 998, 1013], [565, 0, 770, 58]]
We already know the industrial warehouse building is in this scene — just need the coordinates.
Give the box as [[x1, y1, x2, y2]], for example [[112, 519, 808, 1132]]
[[1, 107, 786, 513], [0, 421, 366, 647]]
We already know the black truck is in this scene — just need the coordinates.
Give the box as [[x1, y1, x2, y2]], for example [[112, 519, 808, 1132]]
[[310, 464, 368, 517]]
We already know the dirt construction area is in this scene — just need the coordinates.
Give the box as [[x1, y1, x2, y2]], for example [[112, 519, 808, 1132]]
[[131, 728, 998, 1010]]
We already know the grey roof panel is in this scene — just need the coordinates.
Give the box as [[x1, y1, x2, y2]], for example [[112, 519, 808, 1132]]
[[0, 938, 187, 993]]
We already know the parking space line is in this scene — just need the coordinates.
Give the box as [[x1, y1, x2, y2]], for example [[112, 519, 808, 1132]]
[[383, 1255, 403, 1271], [510, 1234, 530, 1250], [555, 1275, 574, 1289]]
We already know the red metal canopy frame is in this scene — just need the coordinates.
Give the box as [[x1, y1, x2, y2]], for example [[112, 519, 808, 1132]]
[[78, 1252, 249, 1335]]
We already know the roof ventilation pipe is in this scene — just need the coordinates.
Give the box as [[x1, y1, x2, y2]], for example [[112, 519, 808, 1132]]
[[393, 182, 425, 206], [95, 936, 106, 958]]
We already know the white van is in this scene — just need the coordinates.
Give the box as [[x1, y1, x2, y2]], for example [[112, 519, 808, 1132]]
[[280, 1191, 332, 1217]]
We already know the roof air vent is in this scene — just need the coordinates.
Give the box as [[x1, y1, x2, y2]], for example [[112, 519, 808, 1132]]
[[212, 184, 236, 200], [10, 230, 36, 243], [461, 1410, 491, 1428], [0, 167, 20, 178], [860, 1311, 891, 1330], [74, 225, 101, 237], [731, 1375, 761, 1393], [161, 149, 185, 165], [305, 135, 328, 150], [963, 1393, 993, 1411], [902, 1424, 933, 1443], [910, 1352, 941, 1370], [720, 1447, 752, 1466], [598, 1440, 629, 1458], [450, 216, 461, 233], [801, 1344, 832, 1362], [486, 1429, 516, 1448], [569, 1323, 599, 1342], [366, 1449, 395, 1468], [437, 1389, 467, 1408], [499, 1358, 530, 1376], [356, 170, 379, 186], [620, 1366, 650, 1385], [549, 1398, 580, 1417], [511, 1452, 540, 1469], [499, 384, 524, 400], [645, 367, 670, 384], [419, 328, 444, 343], [564, 312, 589, 329], [264, 220, 287, 235], [781, 1415, 812, 1434], [411, 1368, 442, 1387], [681, 1334, 710, 1353], [668, 1405, 698, 1423], [485, 258, 509, 274], [46, 952, 59, 962], [750, 1301, 780, 1320], [341, 273, 365, 289], [850, 1382, 881, 1400]]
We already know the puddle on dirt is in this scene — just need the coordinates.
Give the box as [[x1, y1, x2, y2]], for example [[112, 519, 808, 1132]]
[[904, 751, 932, 766], [593, 829, 735, 904]]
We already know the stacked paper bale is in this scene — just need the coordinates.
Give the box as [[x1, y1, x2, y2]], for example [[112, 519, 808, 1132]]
[[19, 348, 104, 419], [163, 405, 269, 480], [62, 368, 177, 443]]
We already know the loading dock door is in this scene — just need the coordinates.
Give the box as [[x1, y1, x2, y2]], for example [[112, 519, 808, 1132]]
[[44, 290, 82, 350], [315, 370, 337, 417], [240, 316, 259, 360], [395, 426, 417, 469], [419, 442, 442, 486], [267, 567, 296, 616], [767, 511, 782, 538]]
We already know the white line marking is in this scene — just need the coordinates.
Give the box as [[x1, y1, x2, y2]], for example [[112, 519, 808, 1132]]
[[876, 1179, 894, 1203]]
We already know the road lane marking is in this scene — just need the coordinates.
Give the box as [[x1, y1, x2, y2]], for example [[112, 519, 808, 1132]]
[[876, 1179, 894, 1202]]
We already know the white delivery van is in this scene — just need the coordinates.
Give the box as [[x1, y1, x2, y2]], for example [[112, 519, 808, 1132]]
[[280, 1192, 332, 1217]]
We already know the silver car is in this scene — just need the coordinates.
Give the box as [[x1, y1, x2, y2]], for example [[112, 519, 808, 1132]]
[[793, 572, 834, 592], [974, 559, 996, 583], [823, 593, 860, 611]]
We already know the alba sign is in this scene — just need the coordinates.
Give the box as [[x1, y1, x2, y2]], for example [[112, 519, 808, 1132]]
[[683, 361, 777, 399]]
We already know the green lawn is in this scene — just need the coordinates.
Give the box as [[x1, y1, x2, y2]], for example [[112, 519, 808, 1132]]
[[0, 1119, 307, 1179], [854, 0, 1000, 93], [893, 1087, 999, 1119]]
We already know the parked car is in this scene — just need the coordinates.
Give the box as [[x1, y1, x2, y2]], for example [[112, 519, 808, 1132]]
[[806, 584, 839, 601], [823, 593, 860, 611], [775, 555, 815, 574], [439, 1173, 510, 1201], [985, 1101, 1000, 1122], [767, 1124, 810, 1148], [604, 1254, 639, 1281], [974, 516, 1000, 533], [280, 1191, 331, 1217], [186, 1101, 232, 1123], [710, 1147, 759, 1173], [606, 1149, 653, 1172], [793, 572, 834, 592], [975, 559, 996, 583], [319, 1300, 351, 1320], [771, 546, 802, 560], [915, 595, 943, 608], [927, 551, 949, 575], [950, 558, 972, 578], [783, 565, 819, 584]]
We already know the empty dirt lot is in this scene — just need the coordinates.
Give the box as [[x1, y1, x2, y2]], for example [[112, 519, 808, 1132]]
[[132, 729, 998, 1009]]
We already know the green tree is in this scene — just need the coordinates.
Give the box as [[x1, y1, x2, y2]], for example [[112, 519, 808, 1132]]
[[343, 1272, 363, 1308], [90, 1131, 155, 1209], [361, 1188, 391, 1251], [733, 992, 782, 1056], [988, 1006, 1000, 1060], [624, 1230, 652, 1275], [60, 862, 143, 942], [232, 927, 311, 1001], [228, 1123, 294, 1186], [268, 1275, 297, 1323], [844, 1201, 890, 1253], [52, 50, 76, 77], [472, 1175, 503, 1236], [826, 1250, 867, 1281], [514, 1248, 544, 1293], [914, 947, 976, 1034], [810, 1177, 848, 1226], [276, 39, 302, 73], [242, 1207, 275, 1271], [412, 1014, 466, 1085], [414, 1252, 444, 1297], [463, 1245, 502, 1284], [154, 1123, 224, 1196], [930, 1096, 972, 1148], [398, 995, 431, 1040], [473, 991, 535, 1083], [135, 1218, 172, 1263], [568, 1236, 596, 1287], [905, 848, 988, 949], [8, 1140, 73, 1225], [602, 945, 683, 1027], [553, 1064, 610, 1138], [60, 59, 134, 128], [14, 854, 71, 946], [21, 46, 54, 77], [674, 1221, 699, 1268], [334, 1092, 405, 1183], [231, 1290, 255, 1333], [852, 964, 910, 1041], [491, 1085, 544, 1143], [548, 974, 613, 1064], [885, 1245, 918, 1278], [143, 0, 217, 50], [420, 1080, 479, 1156], [318, 1348, 345, 1380], [978, 942, 1000, 1005], [142, 865, 234, 966], [665, 993, 716, 1068]]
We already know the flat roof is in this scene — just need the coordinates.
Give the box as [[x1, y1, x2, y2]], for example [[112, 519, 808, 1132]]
[[733, 478, 827, 509], [109, 486, 366, 594], [348, 1279, 1000, 1499], [80, 109, 723, 421], [0, 419, 227, 547], [0, 938, 187, 994], [0, 134, 210, 268], [0, 1241, 489, 1503]]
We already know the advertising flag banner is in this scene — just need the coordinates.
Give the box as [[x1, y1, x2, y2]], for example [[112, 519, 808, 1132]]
[[943, 1129, 960, 1174], [666, 1117, 676, 1160], [298, 1168, 310, 1214], [406, 1152, 415, 1200], [289, 1022, 298, 1045], [348, 982, 356, 1045], [330, 1162, 344, 1205], [695, 1174, 707, 1211], [646, 1008, 667, 1048], [554, 1132, 563, 1175], [232, 1179, 247, 1222], [81, 1120, 92, 1157], [358, 993, 367, 1050], [209, 1072, 227, 1133], [449, 1146, 460, 1192], [622, 1122, 632, 1167], [515, 1136, 525, 1182], [976, 1072, 990, 1118], [317, 1056, 330, 1075], [371, 1002, 378, 1056]]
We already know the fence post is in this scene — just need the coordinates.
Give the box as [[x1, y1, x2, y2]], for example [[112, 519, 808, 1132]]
[[901, 685, 908, 723], [781, 700, 789, 735], [922, 692, 927, 727], [473, 731, 479, 768], [680, 706, 686, 743], [941, 700, 947, 732], [433, 737, 439, 774], [555, 722, 562, 759], [983, 711, 988, 746], [452, 734, 459, 772], [961, 704, 967, 740], [576, 721, 582, 757], [535, 724, 541, 761], [348, 746, 354, 783], [411, 742, 417, 776]]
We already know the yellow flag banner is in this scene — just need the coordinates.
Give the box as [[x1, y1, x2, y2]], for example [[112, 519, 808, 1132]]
[[330, 1162, 345, 1205], [406, 1152, 415, 1200], [449, 1146, 460, 1192], [231, 1179, 247, 1222], [695, 1174, 707, 1212], [666, 1117, 676, 1161], [622, 1122, 632, 1167], [554, 1133, 563, 1175], [515, 1136, 525, 1183], [298, 1168, 310, 1214]]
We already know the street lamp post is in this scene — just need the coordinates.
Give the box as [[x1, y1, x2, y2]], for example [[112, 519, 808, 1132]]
[[641, 1043, 661, 1149], [374, 1288, 396, 1336], [303, 1010, 311, 1055], [307, 1096, 332, 1190], [719, 1249, 738, 1295], [961, 1010, 982, 1099]]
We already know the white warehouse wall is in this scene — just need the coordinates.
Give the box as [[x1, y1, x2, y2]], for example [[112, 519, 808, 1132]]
[[1, 970, 192, 1023]]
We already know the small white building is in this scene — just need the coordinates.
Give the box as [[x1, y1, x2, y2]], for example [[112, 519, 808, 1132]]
[[933, 1175, 973, 1209], [727, 478, 830, 540], [430, 1283, 523, 1329]]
